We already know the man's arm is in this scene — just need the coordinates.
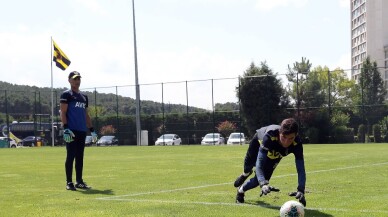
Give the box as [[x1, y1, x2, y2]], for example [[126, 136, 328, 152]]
[[86, 107, 93, 129], [294, 142, 306, 192], [256, 148, 269, 186], [295, 159, 306, 192], [86, 107, 98, 142], [60, 103, 68, 126]]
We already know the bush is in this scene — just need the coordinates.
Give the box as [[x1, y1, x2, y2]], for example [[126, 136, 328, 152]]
[[100, 125, 117, 135], [373, 124, 382, 143], [305, 127, 319, 144], [358, 124, 366, 143], [216, 121, 236, 137], [332, 126, 354, 143]]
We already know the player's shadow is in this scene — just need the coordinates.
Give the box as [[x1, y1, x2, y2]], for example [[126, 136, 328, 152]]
[[78, 188, 114, 195], [246, 200, 334, 217]]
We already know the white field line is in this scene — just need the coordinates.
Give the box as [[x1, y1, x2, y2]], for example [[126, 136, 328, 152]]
[[96, 198, 388, 214], [96, 161, 388, 213], [97, 161, 388, 200]]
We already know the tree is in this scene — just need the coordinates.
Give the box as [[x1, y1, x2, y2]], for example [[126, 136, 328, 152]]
[[287, 57, 312, 83], [237, 62, 288, 135], [286, 57, 312, 124], [89, 105, 107, 118], [302, 69, 325, 109], [214, 102, 239, 112], [315, 67, 364, 143], [312, 66, 359, 140], [358, 57, 387, 127], [317, 67, 359, 108]]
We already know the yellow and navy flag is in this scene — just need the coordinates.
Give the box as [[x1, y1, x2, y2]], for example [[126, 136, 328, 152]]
[[9, 132, 21, 144], [52, 40, 71, 70]]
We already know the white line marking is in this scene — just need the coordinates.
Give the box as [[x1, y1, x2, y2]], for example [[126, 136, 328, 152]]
[[96, 161, 388, 213], [97, 161, 388, 200], [275, 161, 388, 178], [97, 182, 231, 199], [96, 198, 388, 214]]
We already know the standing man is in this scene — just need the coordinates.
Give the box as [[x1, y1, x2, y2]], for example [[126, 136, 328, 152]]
[[60, 71, 98, 191], [234, 118, 306, 206]]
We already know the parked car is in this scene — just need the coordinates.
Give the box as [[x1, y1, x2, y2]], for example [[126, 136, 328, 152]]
[[227, 132, 246, 145], [155, 134, 182, 146], [85, 136, 94, 146], [20, 136, 46, 147], [0, 137, 18, 148], [97, 135, 118, 146], [201, 133, 225, 145]]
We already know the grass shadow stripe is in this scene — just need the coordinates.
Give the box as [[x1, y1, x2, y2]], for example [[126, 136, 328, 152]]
[[96, 198, 388, 214], [96, 182, 231, 200], [96, 161, 388, 200]]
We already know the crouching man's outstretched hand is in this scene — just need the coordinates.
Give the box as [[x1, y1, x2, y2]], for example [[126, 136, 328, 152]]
[[289, 191, 306, 207], [260, 185, 271, 197]]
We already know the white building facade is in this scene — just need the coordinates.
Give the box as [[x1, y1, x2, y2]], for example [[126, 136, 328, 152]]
[[351, 0, 388, 98]]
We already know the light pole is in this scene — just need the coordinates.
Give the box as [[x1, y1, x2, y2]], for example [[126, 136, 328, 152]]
[[327, 69, 332, 142], [296, 71, 308, 128], [131, 0, 141, 146], [360, 68, 366, 143]]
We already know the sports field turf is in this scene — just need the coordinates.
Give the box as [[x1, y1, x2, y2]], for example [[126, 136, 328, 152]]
[[1, 143, 387, 217]]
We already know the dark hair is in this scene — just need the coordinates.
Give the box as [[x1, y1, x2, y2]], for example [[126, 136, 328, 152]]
[[279, 118, 298, 135]]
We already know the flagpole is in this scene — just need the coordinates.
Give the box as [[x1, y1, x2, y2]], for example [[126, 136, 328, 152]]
[[50, 37, 55, 147]]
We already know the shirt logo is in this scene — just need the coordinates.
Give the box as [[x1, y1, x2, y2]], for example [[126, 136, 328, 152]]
[[75, 102, 86, 108], [267, 150, 283, 159]]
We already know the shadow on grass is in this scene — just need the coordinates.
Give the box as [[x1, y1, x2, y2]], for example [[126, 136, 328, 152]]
[[77, 188, 114, 195], [245, 200, 334, 217]]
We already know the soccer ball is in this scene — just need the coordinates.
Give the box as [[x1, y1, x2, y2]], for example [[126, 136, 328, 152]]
[[279, 200, 305, 217]]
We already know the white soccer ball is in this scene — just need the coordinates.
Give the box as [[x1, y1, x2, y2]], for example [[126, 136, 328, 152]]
[[279, 200, 305, 217]]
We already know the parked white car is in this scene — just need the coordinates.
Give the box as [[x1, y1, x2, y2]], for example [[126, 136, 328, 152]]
[[201, 133, 225, 145], [155, 134, 181, 146], [227, 132, 246, 145], [96, 136, 118, 146], [0, 137, 18, 148]]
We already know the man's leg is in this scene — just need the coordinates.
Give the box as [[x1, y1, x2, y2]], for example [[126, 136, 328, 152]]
[[65, 142, 76, 190], [236, 175, 260, 203], [73, 131, 90, 189], [234, 134, 260, 187], [262, 162, 280, 192]]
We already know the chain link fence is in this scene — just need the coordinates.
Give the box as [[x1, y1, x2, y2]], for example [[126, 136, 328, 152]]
[[1, 74, 387, 146]]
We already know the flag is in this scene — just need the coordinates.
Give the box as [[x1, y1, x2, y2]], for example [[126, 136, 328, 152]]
[[9, 132, 22, 144], [53, 40, 71, 70]]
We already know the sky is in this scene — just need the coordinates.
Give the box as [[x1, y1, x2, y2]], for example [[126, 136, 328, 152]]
[[0, 0, 350, 110]]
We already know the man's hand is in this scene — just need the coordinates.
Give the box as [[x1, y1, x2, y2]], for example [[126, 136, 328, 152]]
[[260, 185, 271, 197], [63, 129, 75, 143], [289, 191, 306, 207], [91, 131, 98, 143], [269, 186, 280, 192]]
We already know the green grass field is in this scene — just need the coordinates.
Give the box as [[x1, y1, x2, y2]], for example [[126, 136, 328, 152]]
[[1, 143, 387, 217]]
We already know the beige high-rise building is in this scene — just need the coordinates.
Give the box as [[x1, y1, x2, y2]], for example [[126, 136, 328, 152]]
[[351, 0, 388, 97]]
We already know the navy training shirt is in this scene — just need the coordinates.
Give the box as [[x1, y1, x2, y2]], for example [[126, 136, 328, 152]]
[[256, 125, 306, 192], [60, 90, 89, 132]]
